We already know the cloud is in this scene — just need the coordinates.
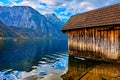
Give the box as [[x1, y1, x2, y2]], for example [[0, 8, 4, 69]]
[[0, 2, 3, 6], [8, 0, 95, 21], [4, 0, 120, 22], [54, 1, 95, 21], [79, 1, 90, 7]]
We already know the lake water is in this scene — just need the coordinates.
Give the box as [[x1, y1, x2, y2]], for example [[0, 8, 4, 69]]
[[0, 39, 120, 80]]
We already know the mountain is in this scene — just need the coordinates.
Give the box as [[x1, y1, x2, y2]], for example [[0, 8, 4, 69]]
[[0, 6, 66, 38], [0, 20, 24, 38], [45, 13, 64, 29], [44, 13, 66, 38]]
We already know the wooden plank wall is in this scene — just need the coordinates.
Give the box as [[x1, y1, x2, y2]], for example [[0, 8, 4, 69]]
[[68, 26, 120, 61]]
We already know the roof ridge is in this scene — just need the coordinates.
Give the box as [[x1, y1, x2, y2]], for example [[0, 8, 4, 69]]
[[62, 3, 120, 31]]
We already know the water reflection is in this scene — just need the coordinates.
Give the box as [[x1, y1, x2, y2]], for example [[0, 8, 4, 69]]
[[0, 39, 68, 71], [0, 39, 4, 51], [62, 56, 120, 80], [0, 39, 120, 80]]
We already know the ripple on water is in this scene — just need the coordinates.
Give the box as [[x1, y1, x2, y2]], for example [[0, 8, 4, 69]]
[[39, 61, 47, 64], [39, 72, 47, 76], [0, 52, 68, 80]]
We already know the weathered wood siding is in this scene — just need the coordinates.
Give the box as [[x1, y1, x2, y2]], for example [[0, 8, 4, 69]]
[[68, 26, 120, 61]]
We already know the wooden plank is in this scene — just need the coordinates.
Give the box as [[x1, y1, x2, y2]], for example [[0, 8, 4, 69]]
[[68, 26, 120, 61]]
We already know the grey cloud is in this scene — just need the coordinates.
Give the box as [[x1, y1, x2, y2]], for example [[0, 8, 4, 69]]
[[10, 0, 96, 21]]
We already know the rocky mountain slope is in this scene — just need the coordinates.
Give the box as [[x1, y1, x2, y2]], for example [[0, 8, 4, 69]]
[[0, 20, 24, 38], [0, 6, 65, 38]]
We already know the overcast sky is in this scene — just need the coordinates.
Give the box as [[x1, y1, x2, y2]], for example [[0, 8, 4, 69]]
[[0, 0, 120, 22]]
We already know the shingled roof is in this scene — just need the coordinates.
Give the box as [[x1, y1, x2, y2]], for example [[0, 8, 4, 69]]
[[62, 3, 120, 31]]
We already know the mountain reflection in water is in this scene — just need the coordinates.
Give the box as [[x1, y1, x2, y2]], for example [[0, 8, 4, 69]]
[[0, 39, 68, 71]]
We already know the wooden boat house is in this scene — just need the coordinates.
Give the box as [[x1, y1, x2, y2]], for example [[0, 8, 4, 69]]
[[62, 4, 120, 62]]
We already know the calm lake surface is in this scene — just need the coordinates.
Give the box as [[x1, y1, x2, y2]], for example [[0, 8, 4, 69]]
[[0, 39, 120, 80]]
